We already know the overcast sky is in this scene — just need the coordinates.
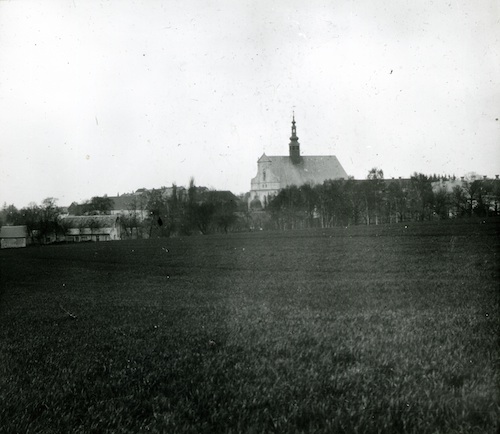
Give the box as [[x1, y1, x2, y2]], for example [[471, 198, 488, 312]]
[[1, 0, 498, 208]]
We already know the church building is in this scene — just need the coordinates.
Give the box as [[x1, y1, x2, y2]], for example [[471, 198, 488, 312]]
[[249, 115, 348, 208]]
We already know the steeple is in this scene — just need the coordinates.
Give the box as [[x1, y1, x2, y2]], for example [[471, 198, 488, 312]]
[[289, 112, 301, 164]]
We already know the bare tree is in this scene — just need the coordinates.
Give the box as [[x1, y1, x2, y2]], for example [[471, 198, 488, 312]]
[[20, 202, 40, 243], [38, 198, 62, 242], [409, 173, 434, 221]]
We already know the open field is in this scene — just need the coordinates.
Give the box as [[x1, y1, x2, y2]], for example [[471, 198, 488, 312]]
[[0, 219, 498, 433]]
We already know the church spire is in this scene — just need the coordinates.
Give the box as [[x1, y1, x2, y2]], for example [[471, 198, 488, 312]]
[[289, 111, 301, 164]]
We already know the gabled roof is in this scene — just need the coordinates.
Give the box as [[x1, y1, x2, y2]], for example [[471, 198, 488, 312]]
[[200, 190, 240, 203], [105, 194, 147, 211], [106, 187, 189, 211], [260, 155, 348, 186], [59, 215, 119, 229], [0, 226, 28, 238], [258, 153, 272, 163]]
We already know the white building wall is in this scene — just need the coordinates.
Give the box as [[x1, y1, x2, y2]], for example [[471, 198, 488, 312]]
[[1, 238, 26, 249]]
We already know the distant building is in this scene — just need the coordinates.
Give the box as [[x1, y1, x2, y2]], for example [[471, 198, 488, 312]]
[[107, 191, 150, 220], [197, 190, 239, 206], [0, 225, 28, 249], [250, 114, 348, 208], [431, 177, 464, 194], [431, 175, 500, 217], [106, 187, 190, 220]]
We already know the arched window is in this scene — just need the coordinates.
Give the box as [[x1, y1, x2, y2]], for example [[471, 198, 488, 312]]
[[263, 170, 266, 181]]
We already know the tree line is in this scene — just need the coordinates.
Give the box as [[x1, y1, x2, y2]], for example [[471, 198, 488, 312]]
[[265, 170, 500, 230], [0, 179, 244, 241], [0, 197, 62, 243], [120, 180, 242, 238], [2, 172, 499, 240]]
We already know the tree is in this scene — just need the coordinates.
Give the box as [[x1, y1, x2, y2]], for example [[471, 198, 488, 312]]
[[344, 179, 364, 225], [1, 203, 22, 225], [452, 185, 467, 217], [79, 200, 92, 215], [317, 180, 345, 227], [68, 202, 82, 216], [184, 178, 216, 234], [362, 168, 385, 225], [164, 184, 189, 236], [192, 202, 216, 234], [298, 183, 318, 227], [461, 174, 490, 217], [433, 188, 451, 219], [146, 189, 169, 237], [367, 167, 384, 181], [121, 194, 147, 239], [19, 202, 41, 242], [409, 173, 434, 221], [38, 198, 62, 242], [185, 189, 238, 235], [490, 178, 500, 216], [184, 177, 198, 234], [267, 185, 308, 230], [208, 191, 239, 233], [215, 211, 238, 234], [89, 196, 114, 215], [385, 181, 407, 223], [472, 180, 491, 217]]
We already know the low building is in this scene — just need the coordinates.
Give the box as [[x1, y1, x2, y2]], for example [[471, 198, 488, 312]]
[[59, 215, 121, 242], [0, 225, 29, 249]]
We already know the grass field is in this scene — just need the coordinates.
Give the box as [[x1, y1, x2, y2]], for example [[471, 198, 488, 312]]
[[0, 219, 498, 433]]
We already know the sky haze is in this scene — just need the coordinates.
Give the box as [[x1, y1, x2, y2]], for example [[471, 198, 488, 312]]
[[1, 0, 498, 207]]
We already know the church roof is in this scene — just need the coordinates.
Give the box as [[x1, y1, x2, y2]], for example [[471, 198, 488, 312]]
[[259, 155, 348, 186], [258, 153, 272, 163]]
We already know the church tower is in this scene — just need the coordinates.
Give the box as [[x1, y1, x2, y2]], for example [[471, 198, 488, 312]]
[[289, 113, 301, 164]]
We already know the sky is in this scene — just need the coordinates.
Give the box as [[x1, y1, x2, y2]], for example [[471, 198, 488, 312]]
[[0, 0, 499, 208]]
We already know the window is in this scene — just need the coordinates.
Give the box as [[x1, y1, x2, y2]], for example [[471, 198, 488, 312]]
[[263, 170, 266, 181]]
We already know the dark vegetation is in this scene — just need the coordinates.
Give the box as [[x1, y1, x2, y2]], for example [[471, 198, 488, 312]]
[[143, 181, 240, 237], [0, 219, 498, 433], [2, 171, 499, 239], [266, 171, 500, 230], [0, 179, 241, 240]]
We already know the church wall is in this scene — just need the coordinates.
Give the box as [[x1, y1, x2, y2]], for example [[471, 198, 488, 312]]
[[250, 159, 281, 206]]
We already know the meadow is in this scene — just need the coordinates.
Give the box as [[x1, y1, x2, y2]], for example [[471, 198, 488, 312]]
[[0, 219, 498, 433]]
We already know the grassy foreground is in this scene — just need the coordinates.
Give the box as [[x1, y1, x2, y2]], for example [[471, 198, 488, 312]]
[[0, 219, 498, 433]]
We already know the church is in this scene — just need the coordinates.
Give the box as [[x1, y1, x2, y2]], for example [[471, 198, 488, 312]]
[[249, 115, 348, 208]]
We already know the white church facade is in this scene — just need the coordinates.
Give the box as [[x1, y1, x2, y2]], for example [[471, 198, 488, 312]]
[[249, 115, 348, 208]]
